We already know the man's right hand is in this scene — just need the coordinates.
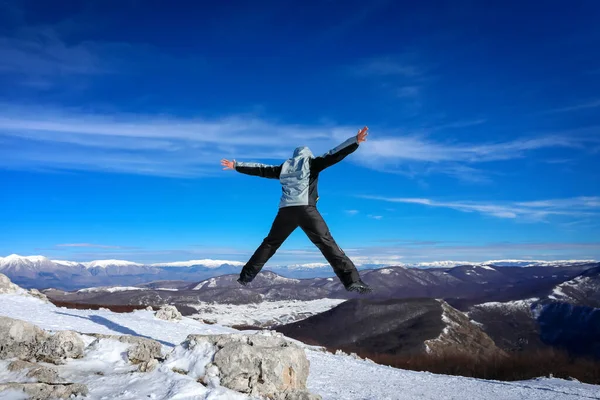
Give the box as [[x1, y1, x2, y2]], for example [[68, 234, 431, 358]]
[[221, 159, 235, 170], [357, 126, 369, 143]]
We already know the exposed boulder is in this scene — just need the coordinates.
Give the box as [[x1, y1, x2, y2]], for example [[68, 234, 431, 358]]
[[155, 305, 182, 321], [0, 316, 49, 361], [166, 332, 321, 400], [0, 382, 88, 399], [37, 331, 85, 365], [138, 358, 159, 372], [8, 360, 61, 384]]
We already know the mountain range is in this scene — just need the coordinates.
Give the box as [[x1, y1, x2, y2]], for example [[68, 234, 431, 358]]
[[38, 259, 600, 361], [1, 254, 596, 291]]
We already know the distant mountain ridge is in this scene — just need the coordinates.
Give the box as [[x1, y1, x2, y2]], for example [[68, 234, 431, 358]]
[[2, 253, 597, 291]]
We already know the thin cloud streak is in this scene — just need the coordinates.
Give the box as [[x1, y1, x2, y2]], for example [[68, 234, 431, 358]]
[[361, 195, 600, 221], [56, 243, 125, 249], [543, 99, 600, 113]]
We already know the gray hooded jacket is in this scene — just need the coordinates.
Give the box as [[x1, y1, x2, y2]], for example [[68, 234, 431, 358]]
[[234, 136, 359, 208]]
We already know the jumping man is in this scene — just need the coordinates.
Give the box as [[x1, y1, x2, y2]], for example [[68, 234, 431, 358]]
[[221, 126, 372, 294]]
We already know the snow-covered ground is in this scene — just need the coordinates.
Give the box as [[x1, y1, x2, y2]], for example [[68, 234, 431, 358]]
[[187, 299, 345, 327], [1, 293, 599, 400], [76, 285, 180, 293], [473, 298, 539, 311]]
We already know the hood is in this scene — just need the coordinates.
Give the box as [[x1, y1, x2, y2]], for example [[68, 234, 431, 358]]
[[293, 146, 314, 158]]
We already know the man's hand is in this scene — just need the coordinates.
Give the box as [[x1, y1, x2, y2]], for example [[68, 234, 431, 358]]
[[356, 126, 369, 144], [221, 159, 235, 170]]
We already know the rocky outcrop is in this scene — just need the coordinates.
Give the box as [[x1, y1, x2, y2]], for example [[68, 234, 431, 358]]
[[28, 288, 49, 303], [0, 382, 88, 399], [37, 330, 85, 364], [425, 300, 505, 358], [8, 361, 61, 384], [0, 273, 22, 294], [155, 304, 182, 321], [165, 332, 321, 400], [0, 316, 49, 360]]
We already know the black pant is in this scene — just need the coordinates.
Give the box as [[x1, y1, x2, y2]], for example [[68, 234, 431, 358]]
[[239, 205, 360, 287]]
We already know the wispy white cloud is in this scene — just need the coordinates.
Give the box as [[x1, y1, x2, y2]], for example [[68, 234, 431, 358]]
[[355, 135, 582, 164], [368, 214, 383, 220], [396, 85, 421, 98], [543, 99, 600, 113], [56, 243, 125, 249], [0, 107, 349, 177], [361, 195, 600, 221], [0, 26, 205, 91], [0, 106, 595, 179], [354, 57, 423, 78], [344, 210, 359, 216], [0, 29, 110, 77], [426, 119, 488, 131]]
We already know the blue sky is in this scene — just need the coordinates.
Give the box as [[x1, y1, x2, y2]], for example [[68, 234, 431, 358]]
[[1, 0, 599, 265]]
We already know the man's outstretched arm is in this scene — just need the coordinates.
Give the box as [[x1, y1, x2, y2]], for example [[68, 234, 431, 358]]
[[221, 159, 282, 179], [311, 126, 368, 172]]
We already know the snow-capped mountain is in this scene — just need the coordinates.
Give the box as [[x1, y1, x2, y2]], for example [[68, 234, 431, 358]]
[[83, 259, 143, 268], [0, 254, 62, 272], [547, 265, 600, 308], [0, 255, 248, 290], [151, 259, 244, 268], [478, 259, 598, 267], [2, 254, 599, 293]]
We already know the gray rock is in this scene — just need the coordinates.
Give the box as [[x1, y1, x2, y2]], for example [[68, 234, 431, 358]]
[[0, 273, 21, 294], [37, 331, 85, 364], [0, 317, 49, 361], [155, 305, 182, 321], [28, 289, 49, 303], [88, 333, 162, 363], [176, 333, 319, 400], [138, 358, 159, 372], [0, 382, 88, 399], [285, 391, 323, 400], [8, 360, 61, 384]]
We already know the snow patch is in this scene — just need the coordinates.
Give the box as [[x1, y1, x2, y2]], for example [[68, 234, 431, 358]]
[[188, 298, 345, 327], [52, 260, 82, 267], [77, 286, 146, 293], [163, 340, 217, 381]]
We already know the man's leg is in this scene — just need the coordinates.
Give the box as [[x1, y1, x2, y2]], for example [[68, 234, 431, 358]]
[[239, 208, 298, 284], [298, 205, 362, 288]]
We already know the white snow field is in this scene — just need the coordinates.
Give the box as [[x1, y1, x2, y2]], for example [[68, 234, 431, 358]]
[[1, 293, 599, 400], [187, 298, 346, 327]]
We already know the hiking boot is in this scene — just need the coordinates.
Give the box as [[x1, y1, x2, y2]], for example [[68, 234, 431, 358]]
[[345, 280, 372, 294]]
